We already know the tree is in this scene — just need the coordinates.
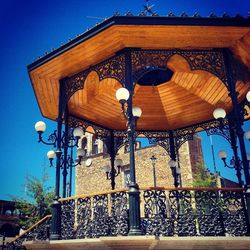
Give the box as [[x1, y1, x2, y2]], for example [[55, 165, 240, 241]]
[[192, 162, 217, 188], [12, 175, 54, 229]]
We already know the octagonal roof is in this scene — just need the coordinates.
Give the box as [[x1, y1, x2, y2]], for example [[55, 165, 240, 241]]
[[28, 15, 250, 131]]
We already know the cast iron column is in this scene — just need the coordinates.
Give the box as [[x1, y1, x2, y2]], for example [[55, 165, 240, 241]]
[[62, 106, 69, 198], [228, 116, 243, 187], [50, 79, 66, 240], [223, 49, 250, 232], [110, 131, 116, 190], [223, 50, 250, 184], [125, 51, 142, 235], [68, 145, 73, 197]]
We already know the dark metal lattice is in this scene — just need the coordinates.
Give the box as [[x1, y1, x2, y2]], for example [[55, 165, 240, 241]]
[[76, 197, 92, 238], [195, 190, 225, 236], [110, 192, 129, 236], [61, 199, 75, 239], [6, 216, 51, 250]]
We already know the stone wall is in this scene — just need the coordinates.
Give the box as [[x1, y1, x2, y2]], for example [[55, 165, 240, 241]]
[[76, 141, 194, 196]]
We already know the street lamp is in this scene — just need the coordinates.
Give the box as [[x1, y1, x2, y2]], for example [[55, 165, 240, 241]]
[[103, 159, 123, 180], [169, 159, 181, 188], [213, 108, 226, 128], [35, 121, 84, 195], [35, 121, 84, 240], [218, 149, 246, 187], [115, 87, 142, 235], [35, 121, 83, 147], [47, 148, 85, 167], [150, 155, 157, 189]]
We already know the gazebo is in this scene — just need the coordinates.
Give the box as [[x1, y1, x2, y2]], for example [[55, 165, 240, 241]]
[[8, 12, 250, 249]]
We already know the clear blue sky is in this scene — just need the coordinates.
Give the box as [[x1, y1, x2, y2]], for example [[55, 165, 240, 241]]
[[0, 0, 250, 200]]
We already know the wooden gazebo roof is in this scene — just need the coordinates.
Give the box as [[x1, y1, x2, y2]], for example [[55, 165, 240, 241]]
[[28, 15, 250, 131]]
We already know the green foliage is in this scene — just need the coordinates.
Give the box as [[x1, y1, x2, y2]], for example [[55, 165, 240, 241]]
[[192, 162, 217, 188], [12, 175, 54, 229]]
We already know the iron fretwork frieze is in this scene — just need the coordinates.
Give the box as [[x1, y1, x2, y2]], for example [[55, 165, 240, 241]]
[[64, 53, 126, 101], [68, 116, 111, 139], [67, 116, 230, 157], [61, 199, 75, 239], [131, 49, 227, 87], [63, 48, 229, 102]]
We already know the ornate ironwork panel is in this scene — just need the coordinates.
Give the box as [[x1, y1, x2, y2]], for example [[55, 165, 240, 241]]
[[91, 194, 109, 237], [65, 48, 228, 106], [143, 190, 174, 236], [174, 119, 231, 145], [131, 49, 227, 88], [148, 137, 170, 155], [68, 116, 111, 139], [76, 197, 92, 239], [103, 135, 128, 156], [6, 216, 51, 250], [195, 190, 225, 236], [179, 50, 227, 86], [131, 50, 173, 82], [65, 70, 91, 101], [110, 191, 129, 236], [94, 54, 126, 85], [220, 190, 247, 236], [169, 190, 196, 236], [61, 199, 75, 239]]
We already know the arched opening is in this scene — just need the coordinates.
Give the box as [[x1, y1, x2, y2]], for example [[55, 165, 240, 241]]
[[137, 67, 174, 86]]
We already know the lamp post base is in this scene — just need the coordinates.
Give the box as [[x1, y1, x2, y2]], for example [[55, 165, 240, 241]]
[[128, 228, 143, 236], [128, 182, 143, 236], [50, 198, 61, 240]]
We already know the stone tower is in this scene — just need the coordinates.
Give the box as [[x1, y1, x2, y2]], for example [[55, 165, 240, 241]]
[[76, 134, 204, 195]]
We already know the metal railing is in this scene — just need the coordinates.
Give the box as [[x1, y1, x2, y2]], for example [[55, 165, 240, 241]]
[[5, 215, 51, 250], [60, 187, 248, 238], [5, 187, 249, 248]]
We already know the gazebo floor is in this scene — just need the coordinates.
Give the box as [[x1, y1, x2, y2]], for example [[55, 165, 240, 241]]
[[24, 236, 250, 250]]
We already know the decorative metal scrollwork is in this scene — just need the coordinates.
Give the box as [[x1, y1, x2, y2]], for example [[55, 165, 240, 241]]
[[220, 190, 247, 236], [195, 190, 225, 236], [68, 116, 111, 139], [143, 190, 174, 236], [179, 50, 227, 87], [169, 190, 196, 236], [61, 199, 75, 239], [175, 134, 194, 151], [110, 191, 129, 236], [103, 134, 128, 156], [6, 216, 51, 249], [91, 194, 109, 237], [95, 54, 126, 85], [76, 197, 92, 239], [64, 48, 228, 101], [131, 50, 172, 82], [65, 70, 90, 101]]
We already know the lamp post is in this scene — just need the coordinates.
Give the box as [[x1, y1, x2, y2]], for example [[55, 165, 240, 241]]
[[116, 87, 142, 235], [103, 159, 123, 189], [169, 159, 181, 188], [213, 106, 250, 186], [35, 121, 84, 239], [150, 155, 157, 189], [218, 150, 244, 187], [35, 122, 84, 196]]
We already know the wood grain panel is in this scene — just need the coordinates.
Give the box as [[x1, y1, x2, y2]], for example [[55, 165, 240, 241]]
[[29, 23, 250, 130]]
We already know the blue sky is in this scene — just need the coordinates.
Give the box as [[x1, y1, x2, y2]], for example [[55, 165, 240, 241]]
[[0, 0, 250, 200]]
